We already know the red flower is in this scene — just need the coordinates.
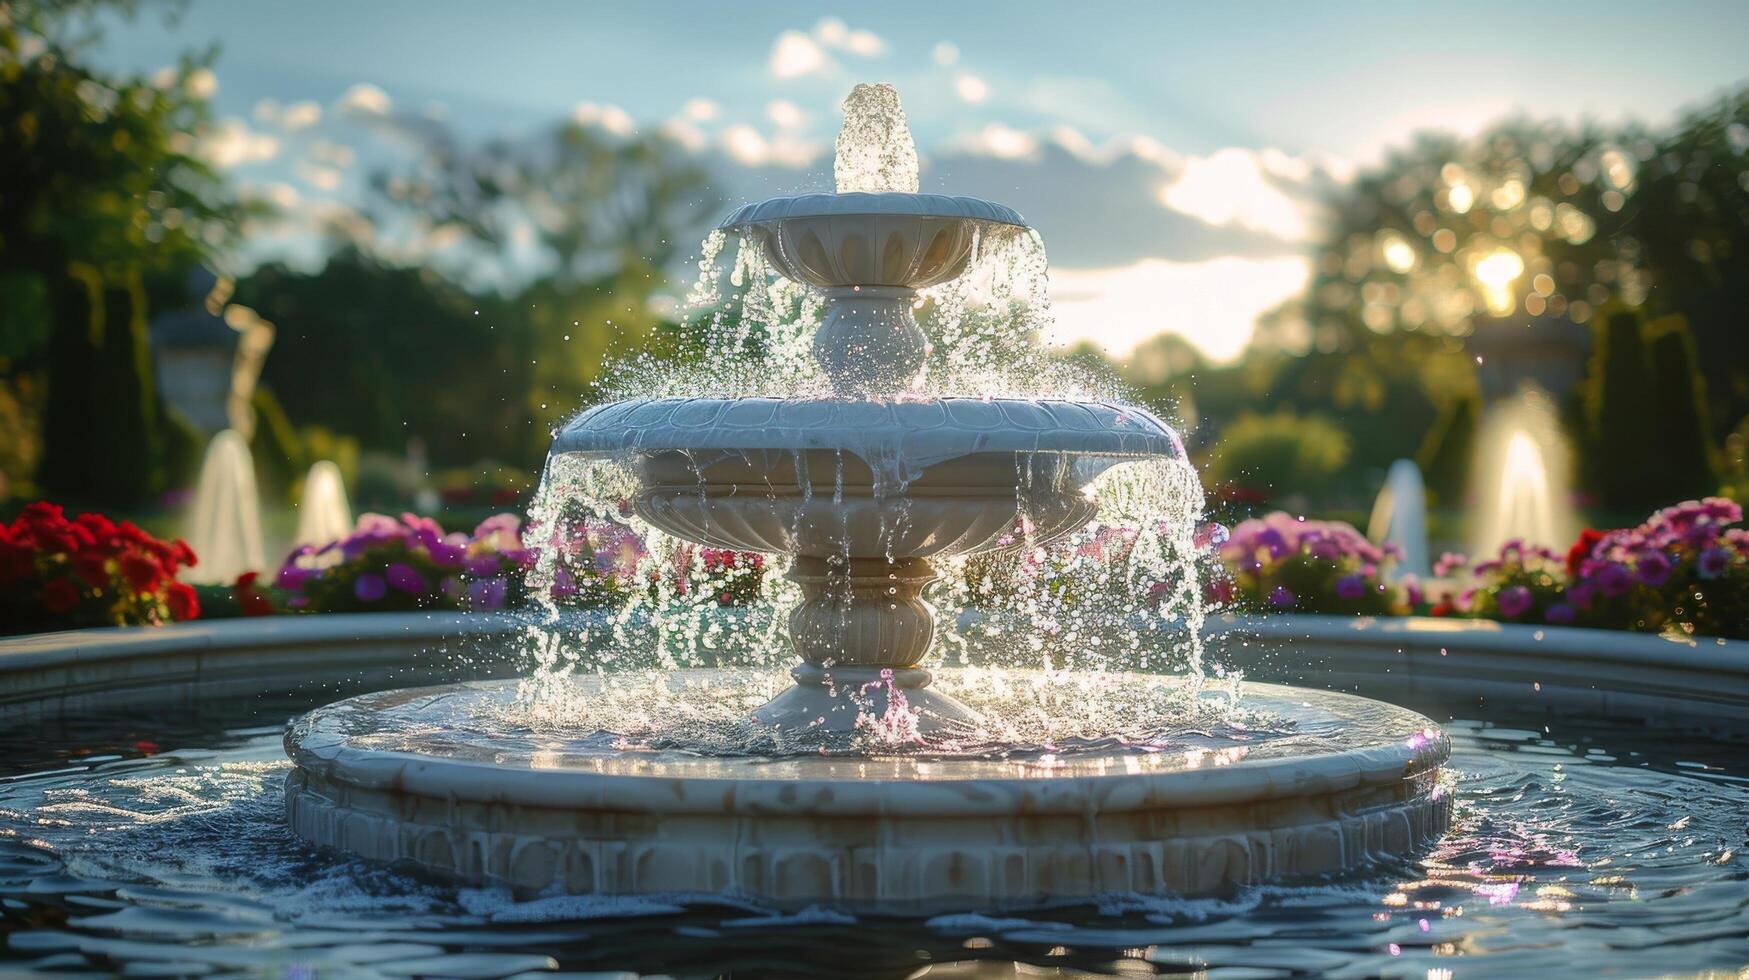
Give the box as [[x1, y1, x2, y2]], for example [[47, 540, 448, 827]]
[[72, 551, 110, 586], [0, 542, 32, 586], [1566, 528, 1606, 577], [41, 578, 82, 614], [1428, 601, 1453, 617], [133, 740, 160, 755], [234, 571, 274, 617], [120, 553, 162, 592], [165, 581, 199, 621]]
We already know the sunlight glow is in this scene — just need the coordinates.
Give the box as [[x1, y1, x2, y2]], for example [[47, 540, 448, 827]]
[[1046, 256, 1311, 360], [1473, 247, 1524, 315]]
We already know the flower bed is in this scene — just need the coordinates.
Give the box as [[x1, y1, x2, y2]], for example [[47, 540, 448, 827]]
[[1209, 498, 1749, 640], [0, 502, 199, 634]]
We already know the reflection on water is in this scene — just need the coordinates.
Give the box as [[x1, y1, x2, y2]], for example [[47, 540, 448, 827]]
[[1, 691, 1745, 976]]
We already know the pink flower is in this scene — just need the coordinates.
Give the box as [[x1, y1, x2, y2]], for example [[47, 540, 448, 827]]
[[1433, 552, 1468, 578]]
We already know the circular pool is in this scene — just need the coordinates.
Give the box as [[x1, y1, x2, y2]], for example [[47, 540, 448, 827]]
[[1, 614, 1745, 975]]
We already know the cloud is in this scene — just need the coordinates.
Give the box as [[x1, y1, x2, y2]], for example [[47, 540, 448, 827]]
[[336, 83, 392, 117], [279, 100, 322, 132], [926, 138, 1303, 268], [1047, 256, 1312, 360], [294, 160, 343, 191], [1157, 147, 1321, 242], [813, 17, 884, 56], [572, 101, 635, 136], [720, 124, 818, 168], [769, 18, 885, 79], [201, 118, 279, 168], [660, 117, 708, 152], [682, 98, 719, 122], [769, 30, 827, 79], [932, 41, 960, 66], [954, 73, 989, 104], [766, 100, 804, 129], [950, 122, 1038, 160]]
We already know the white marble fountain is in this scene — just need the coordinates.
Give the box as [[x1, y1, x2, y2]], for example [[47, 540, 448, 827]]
[[285, 85, 1449, 911]]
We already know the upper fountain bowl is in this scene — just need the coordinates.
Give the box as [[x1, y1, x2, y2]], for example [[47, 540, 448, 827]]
[[720, 192, 1028, 291]]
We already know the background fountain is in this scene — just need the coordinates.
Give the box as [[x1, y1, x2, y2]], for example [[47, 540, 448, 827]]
[[283, 84, 1450, 910], [293, 460, 352, 551], [184, 429, 265, 584], [1369, 458, 1431, 579], [1471, 385, 1577, 556]]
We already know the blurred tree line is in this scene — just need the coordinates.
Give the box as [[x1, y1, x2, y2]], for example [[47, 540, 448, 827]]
[[4, 0, 1745, 527], [237, 116, 718, 486], [0, 0, 717, 515], [1129, 87, 1749, 515], [0, 0, 248, 508]]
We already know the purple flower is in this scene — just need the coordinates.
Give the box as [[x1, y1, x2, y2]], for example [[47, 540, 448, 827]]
[[1497, 585, 1533, 618], [1268, 585, 1296, 608], [1636, 551, 1672, 587], [1596, 562, 1634, 597], [354, 573, 387, 603], [1335, 574, 1367, 600], [1698, 547, 1730, 580], [386, 562, 424, 595], [428, 537, 468, 567], [1254, 527, 1290, 560], [1545, 603, 1577, 624], [468, 576, 508, 610], [550, 566, 579, 598], [276, 563, 315, 591], [1567, 581, 1596, 610], [1401, 574, 1425, 607], [465, 554, 503, 577]]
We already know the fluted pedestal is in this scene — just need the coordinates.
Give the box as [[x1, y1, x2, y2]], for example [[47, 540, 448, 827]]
[[750, 555, 982, 733]]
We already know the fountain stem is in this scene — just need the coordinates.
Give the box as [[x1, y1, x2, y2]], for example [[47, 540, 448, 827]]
[[787, 555, 936, 669], [815, 286, 926, 394]]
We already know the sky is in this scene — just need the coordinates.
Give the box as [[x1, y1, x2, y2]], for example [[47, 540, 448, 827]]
[[90, 0, 1749, 362]]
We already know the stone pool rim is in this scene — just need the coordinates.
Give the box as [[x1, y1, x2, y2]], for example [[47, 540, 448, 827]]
[[1, 611, 1745, 724]]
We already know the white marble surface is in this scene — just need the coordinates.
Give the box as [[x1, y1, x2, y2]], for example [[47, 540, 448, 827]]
[[284, 673, 1451, 910]]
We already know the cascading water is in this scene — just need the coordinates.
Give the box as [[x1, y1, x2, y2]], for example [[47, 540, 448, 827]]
[[511, 84, 1213, 752], [184, 429, 265, 584], [282, 83, 1451, 910]]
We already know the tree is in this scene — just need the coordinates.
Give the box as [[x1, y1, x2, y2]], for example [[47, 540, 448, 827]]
[[1585, 308, 1661, 509], [1646, 315, 1717, 499], [366, 115, 718, 292], [237, 249, 537, 468], [0, 1, 244, 503]]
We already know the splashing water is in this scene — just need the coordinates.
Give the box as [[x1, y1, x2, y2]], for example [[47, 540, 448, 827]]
[[512, 83, 1220, 741], [834, 82, 919, 194]]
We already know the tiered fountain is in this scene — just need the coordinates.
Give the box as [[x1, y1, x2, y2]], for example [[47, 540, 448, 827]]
[[285, 85, 1449, 911]]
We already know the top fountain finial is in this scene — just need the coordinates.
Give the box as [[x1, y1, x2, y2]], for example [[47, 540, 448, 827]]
[[834, 83, 919, 194], [717, 82, 1026, 394]]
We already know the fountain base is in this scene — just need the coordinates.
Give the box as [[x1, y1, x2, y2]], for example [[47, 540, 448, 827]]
[[748, 663, 984, 733], [285, 672, 1450, 912]]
